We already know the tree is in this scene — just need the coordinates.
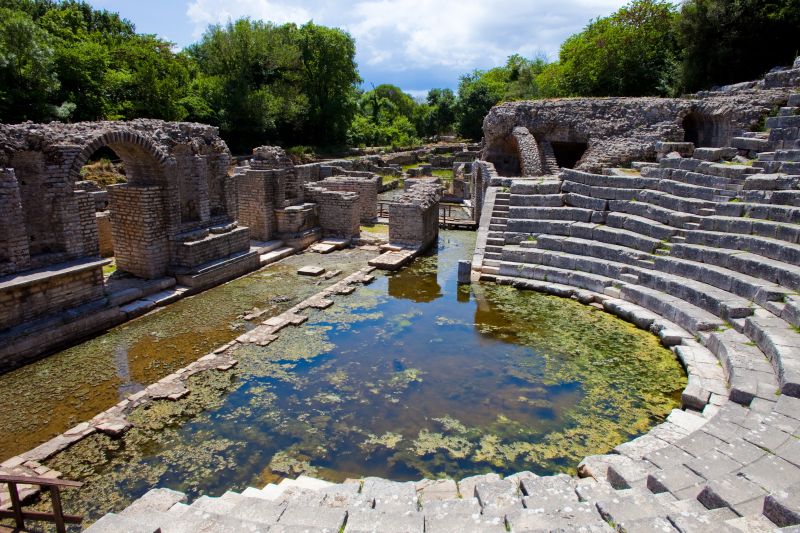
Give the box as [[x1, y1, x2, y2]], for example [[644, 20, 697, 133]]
[[677, 0, 800, 92], [187, 19, 306, 150], [296, 22, 360, 145], [426, 88, 457, 135], [554, 0, 679, 96], [455, 72, 506, 140], [0, 7, 58, 121]]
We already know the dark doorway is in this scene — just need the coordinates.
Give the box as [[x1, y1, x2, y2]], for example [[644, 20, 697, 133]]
[[550, 142, 588, 169], [682, 112, 729, 148]]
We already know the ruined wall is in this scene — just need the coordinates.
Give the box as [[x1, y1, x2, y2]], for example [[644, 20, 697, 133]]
[[0, 169, 31, 276], [482, 79, 796, 173], [236, 170, 279, 241], [96, 212, 114, 257], [0, 263, 106, 331], [304, 186, 360, 239], [484, 126, 543, 177], [0, 120, 241, 280], [388, 182, 441, 250], [108, 185, 170, 279], [313, 175, 381, 222]]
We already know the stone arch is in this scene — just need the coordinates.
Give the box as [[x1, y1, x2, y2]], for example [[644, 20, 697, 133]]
[[68, 130, 170, 186], [484, 127, 543, 177], [681, 110, 732, 148]]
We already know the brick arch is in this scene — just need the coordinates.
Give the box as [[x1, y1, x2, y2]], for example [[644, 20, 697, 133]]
[[68, 130, 170, 186]]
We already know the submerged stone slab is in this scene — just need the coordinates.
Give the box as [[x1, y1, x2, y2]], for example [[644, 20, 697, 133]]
[[297, 265, 326, 276]]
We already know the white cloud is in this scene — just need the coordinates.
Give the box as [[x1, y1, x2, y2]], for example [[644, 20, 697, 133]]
[[187, 0, 314, 38], [185, 0, 629, 76]]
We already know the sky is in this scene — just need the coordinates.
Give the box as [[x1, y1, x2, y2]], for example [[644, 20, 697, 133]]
[[86, 0, 630, 97]]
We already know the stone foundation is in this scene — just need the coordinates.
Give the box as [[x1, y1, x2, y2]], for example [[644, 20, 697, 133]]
[[388, 181, 441, 251]]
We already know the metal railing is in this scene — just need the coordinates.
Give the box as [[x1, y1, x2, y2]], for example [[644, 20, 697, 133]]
[[0, 475, 83, 533]]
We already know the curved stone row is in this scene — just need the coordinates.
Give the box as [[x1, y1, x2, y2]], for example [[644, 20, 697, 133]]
[[84, 98, 800, 531]]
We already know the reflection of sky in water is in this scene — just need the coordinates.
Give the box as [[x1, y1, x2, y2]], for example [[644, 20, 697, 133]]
[[47, 231, 685, 523]]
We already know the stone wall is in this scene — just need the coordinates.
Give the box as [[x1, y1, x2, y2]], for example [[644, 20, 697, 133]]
[[0, 169, 30, 276], [388, 182, 441, 250], [313, 175, 381, 222], [482, 63, 798, 173], [305, 186, 361, 239], [0, 260, 106, 331], [108, 185, 170, 279], [170, 227, 251, 270], [236, 170, 278, 241], [0, 119, 243, 280], [96, 212, 114, 257]]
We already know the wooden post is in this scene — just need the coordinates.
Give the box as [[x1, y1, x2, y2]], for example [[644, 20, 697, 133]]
[[49, 486, 66, 533], [6, 482, 24, 530]]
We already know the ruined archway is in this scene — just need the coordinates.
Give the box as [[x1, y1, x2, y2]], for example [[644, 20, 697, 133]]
[[682, 111, 732, 148], [550, 141, 588, 169]]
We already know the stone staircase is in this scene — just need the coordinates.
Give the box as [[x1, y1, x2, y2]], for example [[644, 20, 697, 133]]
[[467, 114, 800, 530], [481, 189, 510, 274], [539, 140, 561, 175], [84, 460, 800, 533]]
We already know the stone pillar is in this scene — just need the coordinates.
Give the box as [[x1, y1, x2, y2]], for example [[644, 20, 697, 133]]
[[96, 211, 114, 257], [0, 168, 31, 276], [388, 182, 441, 251], [236, 170, 276, 241], [108, 184, 170, 279], [76, 190, 99, 257]]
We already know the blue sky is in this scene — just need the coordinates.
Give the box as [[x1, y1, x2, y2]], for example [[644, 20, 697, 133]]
[[86, 0, 629, 97]]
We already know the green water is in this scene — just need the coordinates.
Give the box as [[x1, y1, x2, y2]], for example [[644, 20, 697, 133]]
[[31, 231, 686, 525], [0, 248, 376, 460]]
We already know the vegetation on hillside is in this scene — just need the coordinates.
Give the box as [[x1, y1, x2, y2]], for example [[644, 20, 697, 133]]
[[0, 0, 798, 149]]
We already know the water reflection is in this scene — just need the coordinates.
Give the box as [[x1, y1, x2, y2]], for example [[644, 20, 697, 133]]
[[45, 231, 685, 525]]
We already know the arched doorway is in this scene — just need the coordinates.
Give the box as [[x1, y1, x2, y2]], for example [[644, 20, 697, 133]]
[[69, 133, 173, 279]]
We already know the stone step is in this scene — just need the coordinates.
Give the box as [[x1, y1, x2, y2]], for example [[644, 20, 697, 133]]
[[260, 245, 295, 267], [685, 229, 800, 265], [620, 284, 725, 334], [606, 212, 682, 241], [671, 243, 800, 293], [503, 246, 754, 321], [533, 235, 650, 266], [707, 328, 779, 404], [744, 309, 800, 397], [692, 147, 739, 162], [767, 115, 800, 129], [653, 255, 791, 305], [563, 192, 608, 212], [608, 199, 702, 229], [562, 179, 640, 202], [645, 166, 747, 188], [508, 206, 594, 222], [563, 168, 658, 189], [732, 137, 773, 152], [716, 201, 800, 225], [509, 179, 562, 195], [509, 193, 564, 207], [779, 107, 799, 117], [698, 215, 800, 245], [656, 178, 738, 203], [639, 190, 719, 216]]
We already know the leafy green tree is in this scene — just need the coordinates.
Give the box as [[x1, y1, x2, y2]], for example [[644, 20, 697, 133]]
[[455, 72, 506, 140], [187, 19, 306, 150], [296, 22, 360, 145], [554, 0, 679, 96], [677, 0, 800, 92], [0, 7, 58, 121], [425, 88, 457, 135]]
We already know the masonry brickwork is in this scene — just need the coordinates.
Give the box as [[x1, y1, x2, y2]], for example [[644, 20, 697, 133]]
[[482, 61, 800, 174], [388, 181, 441, 251], [0, 120, 252, 371]]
